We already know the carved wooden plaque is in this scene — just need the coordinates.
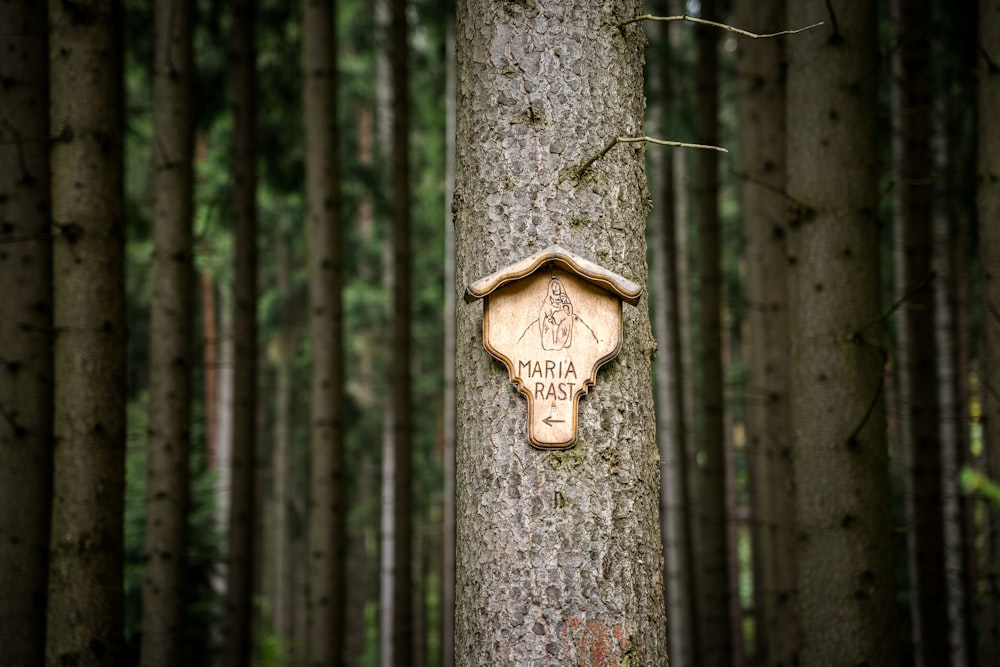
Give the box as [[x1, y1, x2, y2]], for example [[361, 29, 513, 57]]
[[466, 246, 642, 449]]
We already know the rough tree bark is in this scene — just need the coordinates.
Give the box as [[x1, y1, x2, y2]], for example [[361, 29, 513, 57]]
[[979, 0, 1000, 662], [786, 2, 897, 665], [303, 0, 347, 664], [734, 0, 797, 664], [222, 0, 258, 664], [46, 1, 127, 665], [0, 2, 51, 665], [453, 1, 667, 664], [141, 0, 195, 664]]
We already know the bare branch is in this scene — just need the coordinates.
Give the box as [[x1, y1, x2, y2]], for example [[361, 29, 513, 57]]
[[617, 13, 823, 39], [575, 135, 727, 179]]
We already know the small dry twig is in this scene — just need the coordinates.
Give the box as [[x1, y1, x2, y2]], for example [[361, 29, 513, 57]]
[[617, 14, 824, 39], [575, 135, 727, 179]]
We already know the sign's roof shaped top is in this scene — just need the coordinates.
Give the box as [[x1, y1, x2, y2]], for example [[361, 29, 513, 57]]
[[465, 245, 644, 306]]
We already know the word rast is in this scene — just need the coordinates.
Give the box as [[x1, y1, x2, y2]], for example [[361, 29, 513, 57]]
[[465, 246, 642, 449]]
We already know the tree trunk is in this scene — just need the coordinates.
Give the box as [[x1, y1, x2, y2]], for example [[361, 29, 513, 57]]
[[222, 0, 259, 664], [141, 0, 195, 664], [0, 2, 51, 665], [380, 0, 413, 663], [978, 0, 1000, 662], [441, 15, 457, 667], [693, 3, 735, 664], [453, 1, 666, 664], [891, 2, 949, 663], [46, 1, 127, 665], [734, 0, 797, 664], [303, 0, 347, 664], [648, 4, 696, 665], [786, 3, 897, 665]]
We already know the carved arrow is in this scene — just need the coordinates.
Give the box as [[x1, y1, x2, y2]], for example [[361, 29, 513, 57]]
[[542, 416, 566, 427]]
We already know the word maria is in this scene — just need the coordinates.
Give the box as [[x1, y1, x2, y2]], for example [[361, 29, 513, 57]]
[[518, 358, 579, 401]]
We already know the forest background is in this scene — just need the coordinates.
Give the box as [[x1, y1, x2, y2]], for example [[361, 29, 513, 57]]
[[1, 0, 999, 666]]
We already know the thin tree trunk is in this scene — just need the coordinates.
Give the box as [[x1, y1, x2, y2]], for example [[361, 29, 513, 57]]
[[649, 4, 696, 664], [786, 3, 897, 664], [271, 336, 293, 645], [380, 0, 413, 663], [267, 229, 296, 652], [0, 2, 51, 665], [694, 3, 734, 664], [222, 0, 259, 663], [303, 0, 347, 664], [441, 15, 457, 667], [892, 2, 949, 663], [932, 68, 970, 667], [46, 1, 127, 665], [141, 0, 195, 663], [978, 1, 1000, 662], [453, 1, 667, 664], [735, 0, 797, 664], [202, 267, 220, 468]]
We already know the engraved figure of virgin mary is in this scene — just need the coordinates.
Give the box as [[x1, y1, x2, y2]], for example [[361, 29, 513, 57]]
[[539, 276, 574, 350]]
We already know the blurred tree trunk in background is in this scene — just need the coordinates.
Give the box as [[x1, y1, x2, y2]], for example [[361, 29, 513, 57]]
[[694, 2, 735, 664], [46, 1, 127, 665], [786, 2, 897, 664], [453, 0, 667, 664], [223, 0, 259, 663], [380, 0, 413, 663], [891, 1, 950, 663], [264, 229, 297, 655], [648, 2, 696, 664], [931, 1, 977, 660], [978, 0, 1000, 662], [441, 14, 457, 667], [0, 2, 51, 665], [141, 0, 194, 663], [303, 0, 347, 664], [734, 0, 797, 664]]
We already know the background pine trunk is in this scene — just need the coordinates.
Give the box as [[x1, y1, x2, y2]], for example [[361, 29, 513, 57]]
[[978, 0, 1000, 662], [453, 1, 666, 664], [693, 3, 735, 664], [786, 2, 898, 664], [141, 0, 194, 663], [303, 0, 347, 663], [0, 2, 51, 665], [222, 0, 259, 664], [735, 0, 797, 663], [46, 1, 127, 665]]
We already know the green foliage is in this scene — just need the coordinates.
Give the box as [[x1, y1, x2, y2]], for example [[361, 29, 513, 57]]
[[960, 468, 1000, 506]]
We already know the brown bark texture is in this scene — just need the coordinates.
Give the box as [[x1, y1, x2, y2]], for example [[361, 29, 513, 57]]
[[453, 1, 666, 665], [979, 0, 1000, 662], [46, 1, 127, 665], [734, 0, 797, 664], [222, 0, 258, 664], [786, 2, 897, 665], [302, 0, 348, 664], [141, 0, 195, 664], [0, 2, 51, 665]]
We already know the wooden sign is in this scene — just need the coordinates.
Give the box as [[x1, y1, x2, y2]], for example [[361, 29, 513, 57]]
[[465, 246, 643, 449]]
